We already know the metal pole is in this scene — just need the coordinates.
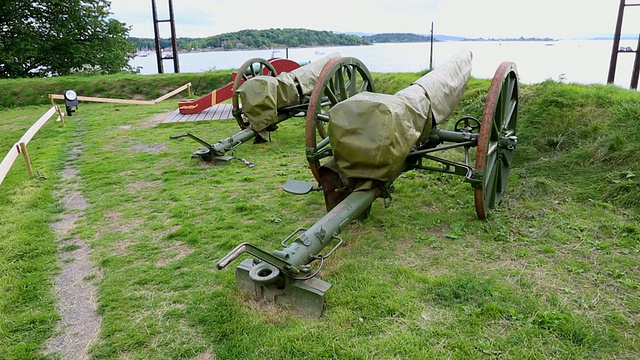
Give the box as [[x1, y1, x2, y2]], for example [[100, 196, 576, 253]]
[[429, 22, 434, 70], [631, 33, 640, 89], [151, 0, 164, 74], [168, 0, 180, 73], [607, 0, 626, 84]]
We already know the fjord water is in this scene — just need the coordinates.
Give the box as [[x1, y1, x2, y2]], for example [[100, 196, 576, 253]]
[[130, 39, 639, 88]]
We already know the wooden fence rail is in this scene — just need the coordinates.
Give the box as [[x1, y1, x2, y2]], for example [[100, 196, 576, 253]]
[[1, 82, 191, 188], [48, 82, 191, 106], [0, 144, 21, 187], [0, 106, 60, 186]]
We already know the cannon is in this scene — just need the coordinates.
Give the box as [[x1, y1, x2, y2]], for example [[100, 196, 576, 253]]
[[171, 54, 375, 166], [216, 50, 519, 317], [177, 57, 301, 115]]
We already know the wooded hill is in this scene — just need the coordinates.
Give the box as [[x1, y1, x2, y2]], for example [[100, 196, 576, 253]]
[[130, 28, 558, 52], [130, 28, 371, 51], [362, 33, 433, 43]]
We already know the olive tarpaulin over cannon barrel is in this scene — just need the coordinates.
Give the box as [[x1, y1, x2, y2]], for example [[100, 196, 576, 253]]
[[235, 52, 341, 132], [328, 49, 473, 183]]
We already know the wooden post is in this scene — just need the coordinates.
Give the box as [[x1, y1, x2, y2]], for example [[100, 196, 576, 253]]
[[55, 106, 65, 127], [18, 143, 34, 179]]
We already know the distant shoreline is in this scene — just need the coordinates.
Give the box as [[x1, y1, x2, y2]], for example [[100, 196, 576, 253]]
[[140, 38, 571, 56], [130, 29, 566, 54]]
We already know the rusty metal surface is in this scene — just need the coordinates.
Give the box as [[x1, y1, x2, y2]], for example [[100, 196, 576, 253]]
[[318, 162, 348, 211], [474, 61, 519, 219]]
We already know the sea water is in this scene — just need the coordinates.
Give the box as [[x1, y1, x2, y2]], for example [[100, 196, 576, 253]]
[[130, 39, 640, 88]]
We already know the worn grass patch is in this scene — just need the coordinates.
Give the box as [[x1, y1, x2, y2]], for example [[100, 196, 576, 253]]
[[1, 79, 639, 359]]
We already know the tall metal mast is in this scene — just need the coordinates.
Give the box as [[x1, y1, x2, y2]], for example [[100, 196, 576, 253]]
[[151, 0, 180, 74], [607, 0, 640, 88]]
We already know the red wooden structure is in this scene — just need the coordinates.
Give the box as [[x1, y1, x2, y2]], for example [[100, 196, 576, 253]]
[[178, 58, 300, 114]]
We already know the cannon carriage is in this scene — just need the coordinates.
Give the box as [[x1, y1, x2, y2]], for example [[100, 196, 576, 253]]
[[305, 49, 518, 219], [216, 50, 520, 317], [171, 54, 375, 166]]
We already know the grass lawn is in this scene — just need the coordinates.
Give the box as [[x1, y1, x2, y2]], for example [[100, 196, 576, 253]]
[[1, 78, 639, 359]]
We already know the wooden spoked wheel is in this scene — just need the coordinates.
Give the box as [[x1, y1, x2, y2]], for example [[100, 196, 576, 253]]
[[232, 58, 278, 129], [474, 62, 519, 219], [305, 57, 375, 183]]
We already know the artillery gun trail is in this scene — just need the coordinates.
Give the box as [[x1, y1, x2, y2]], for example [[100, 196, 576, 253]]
[[170, 54, 375, 166], [217, 50, 520, 317]]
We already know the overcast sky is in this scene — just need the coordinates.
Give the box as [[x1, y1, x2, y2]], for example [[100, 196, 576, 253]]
[[109, 0, 638, 40]]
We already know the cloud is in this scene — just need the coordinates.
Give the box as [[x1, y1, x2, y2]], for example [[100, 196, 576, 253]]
[[109, 0, 624, 39]]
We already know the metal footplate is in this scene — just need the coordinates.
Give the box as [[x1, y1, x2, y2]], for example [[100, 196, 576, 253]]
[[282, 180, 315, 195], [235, 259, 331, 317]]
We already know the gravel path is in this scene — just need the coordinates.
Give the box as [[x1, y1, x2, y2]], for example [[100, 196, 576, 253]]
[[44, 121, 102, 360]]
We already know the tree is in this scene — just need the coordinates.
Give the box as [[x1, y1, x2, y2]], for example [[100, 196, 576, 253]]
[[0, 0, 134, 78], [128, 28, 371, 53]]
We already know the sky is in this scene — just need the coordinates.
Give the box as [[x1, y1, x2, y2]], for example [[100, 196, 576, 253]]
[[108, 0, 639, 40]]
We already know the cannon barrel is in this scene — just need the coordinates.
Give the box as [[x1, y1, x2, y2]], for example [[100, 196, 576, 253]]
[[217, 188, 379, 273], [327, 49, 473, 184], [236, 53, 340, 133], [217, 50, 474, 317], [172, 53, 349, 165], [216, 187, 381, 317], [217, 50, 519, 317]]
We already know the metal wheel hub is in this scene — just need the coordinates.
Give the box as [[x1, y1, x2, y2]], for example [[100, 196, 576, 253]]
[[499, 135, 518, 150]]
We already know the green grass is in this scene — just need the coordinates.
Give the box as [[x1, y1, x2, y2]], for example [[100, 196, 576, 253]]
[[0, 71, 234, 108], [0, 105, 73, 359], [0, 70, 428, 110], [0, 77, 639, 359]]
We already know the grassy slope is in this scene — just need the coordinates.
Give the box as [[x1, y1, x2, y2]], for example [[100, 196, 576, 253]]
[[0, 75, 638, 359], [0, 71, 233, 108]]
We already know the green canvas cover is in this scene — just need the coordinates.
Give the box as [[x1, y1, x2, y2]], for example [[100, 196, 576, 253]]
[[236, 53, 340, 132], [328, 49, 473, 182], [288, 52, 340, 95], [328, 89, 430, 182], [236, 77, 278, 132], [412, 49, 472, 124]]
